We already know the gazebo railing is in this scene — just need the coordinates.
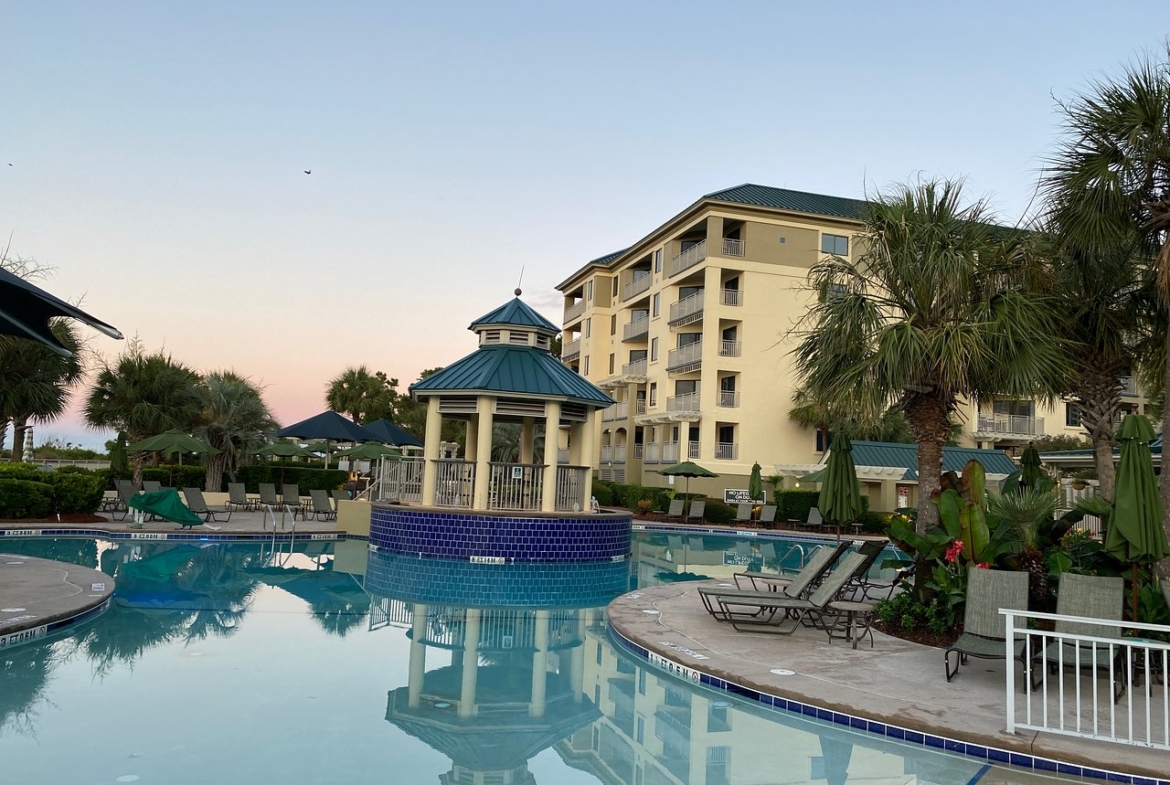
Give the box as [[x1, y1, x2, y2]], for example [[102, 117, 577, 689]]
[[378, 456, 425, 502], [433, 459, 475, 508], [556, 465, 589, 511], [488, 462, 546, 511]]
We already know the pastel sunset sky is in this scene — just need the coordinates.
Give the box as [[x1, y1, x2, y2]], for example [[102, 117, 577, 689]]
[[2, 1, 1163, 448]]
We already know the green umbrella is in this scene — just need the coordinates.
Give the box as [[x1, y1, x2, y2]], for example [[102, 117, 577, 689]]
[[818, 432, 864, 542], [659, 461, 719, 521], [252, 442, 315, 459], [127, 429, 220, 486], [109, 431, 130, 477], [800, 466, 828, 485], [748, 462, 763, 503], [1106, 414, 1168, 621], [335, 443, 401, 460], [1019, 444, 1044, 489]]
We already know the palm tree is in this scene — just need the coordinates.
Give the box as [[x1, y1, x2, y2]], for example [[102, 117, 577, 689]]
[[192, 371, 277, 491], [325, 365, 397, 424], [795, 178, 1066, 532], [786, 386, 846, 453], [1041, 48, 1170, 520], [84, 340, 201, 484], [0, 321, 85, 462]]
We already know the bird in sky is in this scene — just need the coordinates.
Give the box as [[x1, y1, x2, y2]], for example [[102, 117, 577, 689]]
[[304, 169, 311, 175]]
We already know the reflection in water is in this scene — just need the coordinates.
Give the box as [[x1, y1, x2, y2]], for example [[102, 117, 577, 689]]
[[0, 535, 1064, 785]]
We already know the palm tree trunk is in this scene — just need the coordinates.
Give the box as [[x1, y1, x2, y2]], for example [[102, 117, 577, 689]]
[[1160, 328, 1170, 578], [132, 454, 144, 488], [904, 393, 950, 534], [0, 417, 7, 454], [1076, 368, 1121, 500], [10, 419, 27, 462], [204, 454, 228, 492]]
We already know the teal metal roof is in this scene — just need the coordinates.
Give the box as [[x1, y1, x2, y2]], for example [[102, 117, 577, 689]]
[[704, 184, 869, 221], [588, 248, 628, 268], [848, 440, 1018, 481], [469, 298, 559, 334], [411, 345, 614, 408]]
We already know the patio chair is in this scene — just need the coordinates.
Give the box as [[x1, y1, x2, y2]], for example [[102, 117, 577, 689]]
[[181, 487, 232, 523], [944, 567, 1029, 682], [684, 500, 705, 522], [845, 540, 896, 600], [718, 552, 871, 634], [110, 479, 139, 521], [309, 489, 337, 522], [143, 480, 162, 493], [1035, 573, 1126, 701], [282, 483, 307, 520], [227, 483, 255, 512], [331, 489, 349, 504], [758, 505, 778, 527], [657, 499, 684, 522], [258, 483, 279, 508], [710, 541, 851, 617], [733, 503, 753, 524]]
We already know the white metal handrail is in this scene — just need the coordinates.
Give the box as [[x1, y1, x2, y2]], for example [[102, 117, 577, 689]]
[[433, 459, 474, 508], [669, 291, 705, 324], [720, 288, 743, 306], [669, 240, 707, 277], [719, 340, 741, 357], [687, 441, 700, 459], [715, 442, 738, 460], [667, 340, 703, 370], [602, 401, 629, 422], [380, 456, 425, 502], [488, 462, 545, 511], [662, 442, 680, 463], [555, 465, 589, 511], [562, 337, 581, 360], [717, 390, 740, 407], [978, 414, 1044, 435], [1004, 609, 1170, 750], [721, 238, 744, 257]]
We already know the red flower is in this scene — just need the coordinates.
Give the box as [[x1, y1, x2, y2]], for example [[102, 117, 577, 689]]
[[944, 540, 964, 565], [976, 562, 990, 569]]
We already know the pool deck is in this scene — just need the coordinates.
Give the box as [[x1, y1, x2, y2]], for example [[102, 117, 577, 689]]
[[608, 580, 1169, 782], [0, 508, 342, 538], [0, 554, 113, 647]]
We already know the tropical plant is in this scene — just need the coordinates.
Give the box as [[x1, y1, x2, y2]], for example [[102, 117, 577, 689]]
[[324, 366, 399, 424], [0, 321, 85, 462], [1041, 47, 1170, 541], [191, 371, 277, 491], [795, 178, 1067, 531], [395, 367, 466, 445], [83, 340, 201, 484]]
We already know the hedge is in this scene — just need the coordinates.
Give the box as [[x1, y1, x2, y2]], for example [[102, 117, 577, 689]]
[[0, 479, 54, 519], [235, 465, 348, 494], [0, 466, 107, 518]]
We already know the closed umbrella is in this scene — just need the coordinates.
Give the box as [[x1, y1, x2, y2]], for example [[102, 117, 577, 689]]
[[1106, 414, 1168, 621], [818, 432, 863, 542], [659, 461, 719, 521], [1019, 444, 1044, 489], [748, 461, 763, 503], [109, 431, 130, 477]]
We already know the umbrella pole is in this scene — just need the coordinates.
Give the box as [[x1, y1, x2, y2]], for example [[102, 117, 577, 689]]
[[1132, 562, 1140, 623]]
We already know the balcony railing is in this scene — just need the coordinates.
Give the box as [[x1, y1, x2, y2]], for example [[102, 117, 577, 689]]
[[720, 288, 743, 306], [977, 414, 1044, 436], [715, 442, 738, 460], [635, 398, 646, 414], [433, 459, 475, 508], [488, 462, 545, 511], [623, 358, 648, 378], [623, 315, 650, 341], [623, 274, 652, 301], [562, 337, 581, 360], [633, 443, 644, 459], [667, 392, 701, 414], [600, 445, 627, 464], [719, 340, 741, 357], [643, 443, 661, 464], [669, 240, 707, 277], [602, 401, 629, 422], [721, 238, 745, 257], [1120, 376, 1140, 397], [687, 441, 700, 459], [667, 340, 703, 371], [662, 442, 680, 463], [378, 456, 425, 502], [563, 300, 586, 323], [668, 291, 705, 326], [555, 465, 590, 511], [717, 390, 740, 408]]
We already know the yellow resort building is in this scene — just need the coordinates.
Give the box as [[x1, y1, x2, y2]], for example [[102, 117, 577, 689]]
[[555, 183, 1148, 508]]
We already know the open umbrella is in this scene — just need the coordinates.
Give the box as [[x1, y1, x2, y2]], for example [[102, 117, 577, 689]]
[[252, 442, 315, 488], [818, 433, 863, 542], [276, 411, 381, 443], [1106, 414, 1168, 621], [0, 267, 123, 358], [748, 461, 763, 503], [659, 461, 718, 521], [127, 429, 220, 486], [1019, 443, 1044, 489], [363, 418, 424, 448], [335, 443, 401, 460]]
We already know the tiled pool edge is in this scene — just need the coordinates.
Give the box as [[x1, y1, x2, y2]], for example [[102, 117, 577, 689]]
[[0, 527, 357, 543], [606, 622, 1169, 785]]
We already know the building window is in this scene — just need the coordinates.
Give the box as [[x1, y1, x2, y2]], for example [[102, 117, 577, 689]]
[[821, 234, 849, 255], [649, 383, 657, 407], [609, 354, 615, 374], [652, 292, 660, 317], [612, 276, 618, 297], [583, 356, 589, 375], [651, 337, 658, 361], [816, 430, 834, 452], [585, 318, 591, 338], [654, 249, 662, 273], [610, 314, 617, 335], [1066, 403, 1082, 427], [586, 280, 593, 300]]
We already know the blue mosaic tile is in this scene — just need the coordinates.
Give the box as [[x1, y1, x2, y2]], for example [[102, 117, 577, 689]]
[[905, 731, 924, 744], [1009, 754, 1033, 769], [1034, 759, 1058, 772], [966, 745, 988, 759], [988, 748, 1010, 763], [887, 727, 905, 740], [1057, 763, 1083, 776]]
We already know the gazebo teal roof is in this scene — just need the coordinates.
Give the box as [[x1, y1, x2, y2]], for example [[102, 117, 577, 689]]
[[469, 298, 559, 335], [848, 441, 1018, 481], [411, 345, 613, 407]]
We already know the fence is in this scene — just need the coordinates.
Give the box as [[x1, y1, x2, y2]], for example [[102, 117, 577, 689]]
[[1004, 609, 1170, 749], [379, 457, 425, 502], [555, 465, 589, 511], [433, 459, 475, 508], [488, 462, 545, 511]]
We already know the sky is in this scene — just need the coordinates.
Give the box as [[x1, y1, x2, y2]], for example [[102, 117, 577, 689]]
[[2, 1, 1166, 449]]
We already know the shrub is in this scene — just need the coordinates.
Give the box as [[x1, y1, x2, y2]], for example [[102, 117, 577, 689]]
[[875, 591, 955, 636], [0, 463, 44, 482], [236, 465, 348, 493], [0, 479, 54, 519], [591, 481, 614, 506], [774, 489, 819, 523], [47, 471, 106, 514], [142, 465, 206, 489], [701, 499, 736, 525]]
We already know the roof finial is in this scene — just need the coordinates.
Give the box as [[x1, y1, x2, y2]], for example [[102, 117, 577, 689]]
[[515, 266, 524, 298]]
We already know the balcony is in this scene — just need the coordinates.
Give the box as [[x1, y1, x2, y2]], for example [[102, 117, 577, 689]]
[[634, 398, 646, 414], [602, 401, 629, 422], [600, 445, 627, 464], [667, 340, 703, 373], [721, 288, 743, 307], [721, 238, 745, 257], [976, 414, 1045, 437], [687, 440, 700, 459], [662, 442, 680, 463], [718, 340, 741, 357], [622, 274, 652, 302], [633, 443, 644, 459], [563, 300, 586, 324], [715, 442, 738, 460], [667, 392, 701, 415], [717, 390, 740, 408], [668, 291, 705, 327], [669, 240, 707, 277], [623, 315, 650, 341], [644, 443, 661, 464], [562, 337, 581, 360], [622, 358, 648, 378]]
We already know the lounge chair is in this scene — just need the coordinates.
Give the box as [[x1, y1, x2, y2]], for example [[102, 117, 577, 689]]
[[282, 484, 307, 520], [733, 503, 753, 524], [710, 541, 851, 615], [788, 506, 824, 531], [718, 552, 871, 634], [944, 568, 1029, 682], [226, 483, 255, 512], [309, 489, 337, 521], [142, 480, 162, 493], [330, 489, 349, 504], [684, 500, 705, 522], [110, 479, 139, 521], [1036, 573, 1126, 701], [758, 505, 778, 527], [658, 499, 684, 522], [258, 482, 279, 508], [845, 540, 898, 600], [181, 487, 232, 523]]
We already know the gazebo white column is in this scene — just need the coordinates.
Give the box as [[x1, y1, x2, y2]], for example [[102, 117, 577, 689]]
[[568, 421, 583, 465], [529, 609, 550, 718], [465, 413, 479, 463], [407, 603, 428, 708], [472, 396, 495, 510], [421, 397, 442, 506], [458, 608, 481, 719], [541, 402, 561, 512], [519, 416, 535, 465]]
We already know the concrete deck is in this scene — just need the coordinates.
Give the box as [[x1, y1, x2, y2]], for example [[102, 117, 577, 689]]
[[608, 580, 1169, 781], [0, 508, 344, 537], [0, 554, 114, 647]]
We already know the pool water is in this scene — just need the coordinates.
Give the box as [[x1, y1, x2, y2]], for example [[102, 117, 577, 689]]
[[0, 534, 1064, 785]]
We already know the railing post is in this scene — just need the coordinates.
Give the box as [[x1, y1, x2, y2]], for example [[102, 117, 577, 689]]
[[1005, 610, 1016, 735]]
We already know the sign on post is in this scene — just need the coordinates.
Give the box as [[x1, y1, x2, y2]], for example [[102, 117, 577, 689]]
[[723, 489, 765, 505]]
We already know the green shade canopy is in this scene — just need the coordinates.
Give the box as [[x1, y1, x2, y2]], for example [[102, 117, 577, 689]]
[[1107, 414, 1168, 620], [303, 441, 337, 454], [127, 429, 220, 456], [334, 443, 401, 460], [748, 462, 763, 501], [253, 442, 315, 458], [1019, 444, 1044, 488], [818, 433, 864, 541], [658, 461, 718, 515], [800, 467, 827, 484]]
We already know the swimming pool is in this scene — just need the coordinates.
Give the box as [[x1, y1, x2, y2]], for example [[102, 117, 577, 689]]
[[0, 533, 1066, 785]]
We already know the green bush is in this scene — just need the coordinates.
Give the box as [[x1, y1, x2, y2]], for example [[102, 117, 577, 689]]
[[605, 483, 671, 511], [236, 465, 348, 493], [774, 489, 820, 523], [591, 481, 615, 506], [0, 463, 44, 482], [142, 465, 207, 489], [0, 479, 54, 519], [875, 591, 956, 637], [47, 471, 106, 514], [701, 499, 736, 524]]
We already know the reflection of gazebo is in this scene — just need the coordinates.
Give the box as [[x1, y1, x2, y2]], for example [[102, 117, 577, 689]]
[[403, 295, 613, 513]]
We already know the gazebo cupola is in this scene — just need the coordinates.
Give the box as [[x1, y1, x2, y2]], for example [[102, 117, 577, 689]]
[[408, 292, 614, 514]]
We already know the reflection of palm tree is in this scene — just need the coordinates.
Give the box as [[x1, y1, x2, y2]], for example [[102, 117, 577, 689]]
[[82, 602, 190, 677], [0, 645, 54, 734]]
